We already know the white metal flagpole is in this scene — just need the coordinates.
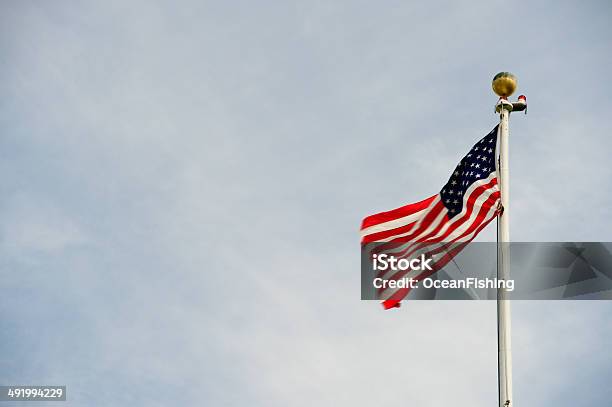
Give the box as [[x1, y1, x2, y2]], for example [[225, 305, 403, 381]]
[[497, 98, 513, 407], [492, 72, 526, 407]]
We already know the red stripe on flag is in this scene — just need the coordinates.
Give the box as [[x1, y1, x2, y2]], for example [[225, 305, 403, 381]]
[[360, 195, 436, 230]]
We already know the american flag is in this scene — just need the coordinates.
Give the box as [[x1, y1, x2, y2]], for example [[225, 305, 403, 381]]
[[360, 125, 502, 309]]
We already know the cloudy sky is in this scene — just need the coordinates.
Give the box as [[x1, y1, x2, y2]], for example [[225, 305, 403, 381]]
[[1, 1, 611, 406]]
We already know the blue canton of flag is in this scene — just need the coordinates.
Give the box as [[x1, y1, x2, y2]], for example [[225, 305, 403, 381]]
[[440, 125, 498, 218]]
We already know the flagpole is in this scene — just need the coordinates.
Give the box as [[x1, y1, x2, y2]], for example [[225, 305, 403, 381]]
[[492, 72, 526, 407], [497, 97, 513, 407]]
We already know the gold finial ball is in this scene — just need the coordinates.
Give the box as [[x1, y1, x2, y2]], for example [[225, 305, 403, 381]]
[[492, 72, 517, 98]]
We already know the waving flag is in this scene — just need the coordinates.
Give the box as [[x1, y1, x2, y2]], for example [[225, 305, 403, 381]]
[[360, 126, 502, 309]]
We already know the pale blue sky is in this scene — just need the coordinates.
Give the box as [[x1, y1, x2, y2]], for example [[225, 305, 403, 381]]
[[1, 1, 611, 406]]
